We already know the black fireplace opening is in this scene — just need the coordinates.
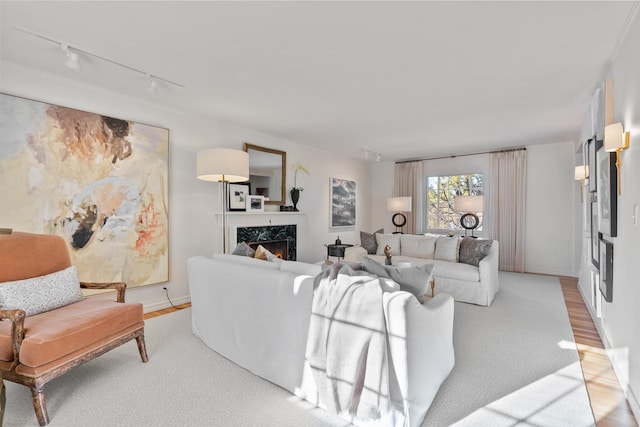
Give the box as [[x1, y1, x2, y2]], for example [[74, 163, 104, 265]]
[[237, 225, 297, 261]]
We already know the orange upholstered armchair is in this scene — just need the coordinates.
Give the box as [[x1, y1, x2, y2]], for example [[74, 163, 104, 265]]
[[0, 231, 148, 426]]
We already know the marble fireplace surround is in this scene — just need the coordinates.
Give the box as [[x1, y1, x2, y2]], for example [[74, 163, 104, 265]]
[[226, 212, 305, 261]]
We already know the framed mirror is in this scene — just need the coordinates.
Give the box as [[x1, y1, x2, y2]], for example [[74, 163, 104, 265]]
[[243, 143, 286, 205]]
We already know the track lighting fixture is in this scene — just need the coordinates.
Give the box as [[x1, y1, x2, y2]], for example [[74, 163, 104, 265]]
[[15, 25, 185, 93], [61, 44, 80, 70], [362, 148, 382, 162]]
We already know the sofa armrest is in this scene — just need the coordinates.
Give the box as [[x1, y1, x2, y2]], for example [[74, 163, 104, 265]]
[[0, 308, 26, 368], [81, 282, 127, 303], [343, 246, 367, 263], [478, 240, 499, 305], [383, 292, 455, 424]]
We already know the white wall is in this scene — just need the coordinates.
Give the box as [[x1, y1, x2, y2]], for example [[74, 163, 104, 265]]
[[373, 146, 578, 276], [0, 61, 372, 312], [575, 12, 640, 420], [525, 142, 579, 276]]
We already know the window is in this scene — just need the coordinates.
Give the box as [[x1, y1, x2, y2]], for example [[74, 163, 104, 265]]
[[427, 173, 484, 230]]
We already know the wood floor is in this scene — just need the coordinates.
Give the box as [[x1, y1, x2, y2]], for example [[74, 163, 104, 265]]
[[147, 280, 638, 426]]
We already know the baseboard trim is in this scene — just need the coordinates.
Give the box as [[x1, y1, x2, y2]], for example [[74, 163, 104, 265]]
[[143, 295, 191, 314]]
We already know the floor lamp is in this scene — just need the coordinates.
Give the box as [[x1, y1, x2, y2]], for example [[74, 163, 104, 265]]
[[196, 148, 249, 253]]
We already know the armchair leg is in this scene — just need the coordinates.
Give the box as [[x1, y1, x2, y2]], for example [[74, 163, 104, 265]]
[[30, 387, 49, 426], [136, 335, 149, 363]]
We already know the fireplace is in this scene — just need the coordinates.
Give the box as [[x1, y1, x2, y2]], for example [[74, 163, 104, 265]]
[[236, 225, 297, 261]]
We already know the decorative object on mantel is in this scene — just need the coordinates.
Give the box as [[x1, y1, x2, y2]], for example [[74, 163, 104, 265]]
[[454, 195, 484, 238], [330, 177, 356, 228], [290, 163, 309, 211], [387, 196, 412, 234], [197, 148, 249, 253], [280, 205, 297, 212]]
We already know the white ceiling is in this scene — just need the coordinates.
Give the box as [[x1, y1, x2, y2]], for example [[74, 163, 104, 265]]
[[1, 1, 638, 161]]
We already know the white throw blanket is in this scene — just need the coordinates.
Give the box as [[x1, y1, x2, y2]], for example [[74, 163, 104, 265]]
[[306, 265, 406, 426]]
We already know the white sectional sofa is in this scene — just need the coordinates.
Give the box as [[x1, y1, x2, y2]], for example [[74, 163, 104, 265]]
[[344, 234, 500, 306], [187, 253, 455, 426]]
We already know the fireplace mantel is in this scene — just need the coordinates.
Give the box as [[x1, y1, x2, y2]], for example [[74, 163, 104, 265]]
[[221, 212, 307, 258]]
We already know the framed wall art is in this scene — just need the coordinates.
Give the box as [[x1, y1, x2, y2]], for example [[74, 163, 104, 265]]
[[228, 183, 249, 211], [599, 238, 613, 303], [590, 201, 599, 269], [596, 145, 617, 237], [587, 137, 601, 193], [247, 195, 265, 212], [330, 177, 356, 228], [0, 93, 169, 287]]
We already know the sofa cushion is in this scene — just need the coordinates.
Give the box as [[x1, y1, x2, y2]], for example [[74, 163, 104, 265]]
[[400, 235, 437, 258], [434, 237, 461, 263], [361, 256, 434, 303], [360, 228, 384, 254], [280, 261, 322, 276], [232, 242, 256, 257], [432, 260, 480, 282], [0, 266, 85, 316], [0, 298, 143, 367], [375, 233, 401, 256], [212, 253, 280, 270], [459, 238, 493, 267]]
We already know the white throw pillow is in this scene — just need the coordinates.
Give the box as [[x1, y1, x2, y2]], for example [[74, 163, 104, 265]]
[[434, 237, 461, 262], [400, 235, 437, 258], [375, 234, 401, 256], [0, 266, 85, 316]]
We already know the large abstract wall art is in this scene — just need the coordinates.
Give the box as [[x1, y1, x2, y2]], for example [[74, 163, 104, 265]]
[[0, 94, 169, 287]]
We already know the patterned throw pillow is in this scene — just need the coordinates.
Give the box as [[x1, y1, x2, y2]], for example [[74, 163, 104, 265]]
[[360, 228, 384, 254], [361, 256, 434, 303], [0, 266, 85, 316], [459, 238, 493, 267], [232, 242, 256, 257], [434, 237, 462, 262]]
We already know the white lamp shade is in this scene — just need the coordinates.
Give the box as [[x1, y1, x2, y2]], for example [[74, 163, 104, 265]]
[[197, 148, 249, 182], [574, 165, 588, 180], [454, 195, 484, 213], [604, 123, 624, 152], [387, 196, 412, 212]]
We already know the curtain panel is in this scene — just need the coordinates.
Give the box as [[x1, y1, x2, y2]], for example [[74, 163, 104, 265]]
[[489, 149, 527, 272], [393, 161, 424, 234]]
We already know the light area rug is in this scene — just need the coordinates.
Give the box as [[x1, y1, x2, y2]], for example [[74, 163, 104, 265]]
[[2, 272, 594, 427]]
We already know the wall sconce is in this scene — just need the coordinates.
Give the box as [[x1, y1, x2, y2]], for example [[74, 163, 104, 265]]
[[454, 195, 484, 237], [604, 122, 630, 195], [387, 196, 412, 234], [574, 165, 588, 203]]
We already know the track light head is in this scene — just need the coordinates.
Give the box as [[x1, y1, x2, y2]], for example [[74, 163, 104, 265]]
[[376, 153, 381, 162], [146, 75, 158, 94], [61, 43, 80, 70]]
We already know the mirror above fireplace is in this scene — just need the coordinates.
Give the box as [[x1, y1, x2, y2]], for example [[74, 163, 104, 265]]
[[243, 143, 286, 206]]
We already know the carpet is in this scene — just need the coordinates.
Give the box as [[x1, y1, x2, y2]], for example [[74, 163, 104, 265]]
[[2, 272, 594, 427]]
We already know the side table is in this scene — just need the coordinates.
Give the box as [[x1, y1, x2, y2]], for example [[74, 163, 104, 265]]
[[325, 243, 353, 261]]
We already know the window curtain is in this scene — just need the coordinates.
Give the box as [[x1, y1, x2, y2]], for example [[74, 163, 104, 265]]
[[393, 161, 424, 234], [489, 149, 527, 272]]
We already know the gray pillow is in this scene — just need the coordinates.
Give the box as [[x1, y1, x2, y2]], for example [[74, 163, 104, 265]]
[[360, 228, 384, 254], [232, 242, 256, 257], [459, 238, 493, 267], [361, 256, 434, 303]]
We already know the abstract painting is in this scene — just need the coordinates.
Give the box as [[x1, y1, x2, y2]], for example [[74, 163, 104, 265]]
[[330, 177, 356, 228], [0, 94, 169, 287], [597, 145, 617, 237]]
